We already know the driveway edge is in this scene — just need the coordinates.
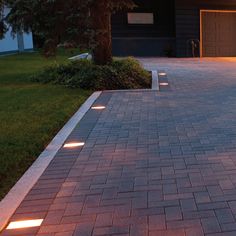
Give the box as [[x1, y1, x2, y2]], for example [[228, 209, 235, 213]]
[[0, 91, 102, 232]]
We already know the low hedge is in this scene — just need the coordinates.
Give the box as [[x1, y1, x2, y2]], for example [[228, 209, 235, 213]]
[[31, 57, 151, 90]]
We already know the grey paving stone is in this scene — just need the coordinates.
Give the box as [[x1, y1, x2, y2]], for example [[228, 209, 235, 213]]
[[55, 232, 73, 236], [206, 232, 236, 236], [194, 191, 211, 204], [183, 210, 215, 220], [163, 184, 178, 195], [215, 208, 235, 224], [228, 201, 236, 214], [149, 229, 185, 236], [38, 224, 76, 234], [95, 213, 113, 227], [201, 217, 221, 234], [4, 59, 236, 236], [42, 210, 64, 225], [180, 198, 197, 212], [185, 227, 204, 236], [165, 206, 182, 221], [149, 214, 166, 230]]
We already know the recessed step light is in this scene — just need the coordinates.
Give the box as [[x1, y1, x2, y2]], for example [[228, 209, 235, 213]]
[[63, 142, 85, 148], [91, 106, 106, 110], [158, 72, 167, 76], [6, 219, 43, 230], [160, 82, 169, 86]]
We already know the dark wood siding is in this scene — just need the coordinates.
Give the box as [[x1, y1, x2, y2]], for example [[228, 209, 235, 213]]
[[175, 0, 236, 57], [112, 0, 176, 56]]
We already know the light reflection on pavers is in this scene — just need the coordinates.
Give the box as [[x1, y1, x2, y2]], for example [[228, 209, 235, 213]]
[[2, 58, 236, 236]]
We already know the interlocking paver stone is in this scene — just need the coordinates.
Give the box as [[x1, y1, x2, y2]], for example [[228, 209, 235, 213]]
[[3, 58, 236, 236], [165, 206, 182, 221], [201, 217, 221, 234], [215, 208, 235, 224]]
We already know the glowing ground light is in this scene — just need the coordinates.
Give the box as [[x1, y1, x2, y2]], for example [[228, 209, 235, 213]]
[[160, 82, 169, 86], [63, 142, 85, 148], [91, 106, 106, 110], [6, 219, 43, 230], [158, 72, 167, 76]]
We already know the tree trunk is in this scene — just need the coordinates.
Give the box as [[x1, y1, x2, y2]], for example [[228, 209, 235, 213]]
[[90, 0, 112, 65]]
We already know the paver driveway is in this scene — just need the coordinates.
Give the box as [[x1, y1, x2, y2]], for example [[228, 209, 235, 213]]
[[2, 58, 236, 236]]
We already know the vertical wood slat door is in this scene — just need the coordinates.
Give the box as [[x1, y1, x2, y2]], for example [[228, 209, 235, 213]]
[[202, 11, 236, 57]]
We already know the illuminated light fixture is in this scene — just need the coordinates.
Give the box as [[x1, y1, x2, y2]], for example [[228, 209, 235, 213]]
[[160, 82, 169, 86], [63, 142, 85, 148], [158, 72, 167, 76], [91, 106, 106, 110], [6, 219, 43, 230]]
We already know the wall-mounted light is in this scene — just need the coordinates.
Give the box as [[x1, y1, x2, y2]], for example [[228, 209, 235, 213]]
[[158, 72, 167, 76], [6, 219, 44, 230], [63, 142, 85, 148]]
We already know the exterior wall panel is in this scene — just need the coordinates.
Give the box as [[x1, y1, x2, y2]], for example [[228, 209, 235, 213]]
[[113, 38, 176, 57], [23, 33, 34, 50], [175, 0, 236, 57], [112, 0, 175, 56], [0, 28, 19, 54]]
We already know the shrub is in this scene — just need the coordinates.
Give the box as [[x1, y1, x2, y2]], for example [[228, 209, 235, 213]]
[[31, 57, 151, 90]]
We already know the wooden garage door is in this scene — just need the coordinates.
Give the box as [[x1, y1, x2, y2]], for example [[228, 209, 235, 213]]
[[202, 11, 236, 57]]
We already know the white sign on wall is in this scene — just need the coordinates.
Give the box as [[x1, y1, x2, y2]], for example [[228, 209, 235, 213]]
[[128, 13, 154, 24]]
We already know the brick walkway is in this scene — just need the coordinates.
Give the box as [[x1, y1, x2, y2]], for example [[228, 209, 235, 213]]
[[2, 58, 236, 236]]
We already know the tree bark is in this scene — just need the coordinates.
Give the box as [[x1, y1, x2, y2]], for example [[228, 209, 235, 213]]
[[90, 0, 112, 65]]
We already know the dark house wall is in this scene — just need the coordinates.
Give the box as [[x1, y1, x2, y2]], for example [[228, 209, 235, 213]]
[[112, 0, 176, 56], [175, 0, 236, 57], [112, 0, 236, 57]]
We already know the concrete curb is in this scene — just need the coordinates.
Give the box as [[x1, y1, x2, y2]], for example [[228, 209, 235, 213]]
[[0, 91, 102, 232], [104, 89, 153, 93], [152, 70, 160, 91]]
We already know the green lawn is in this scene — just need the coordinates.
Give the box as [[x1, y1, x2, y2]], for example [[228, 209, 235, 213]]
[[0, 51, 91, 200]]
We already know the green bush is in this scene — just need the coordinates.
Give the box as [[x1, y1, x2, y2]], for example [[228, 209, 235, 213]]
[[31, 57, 151, 90]]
